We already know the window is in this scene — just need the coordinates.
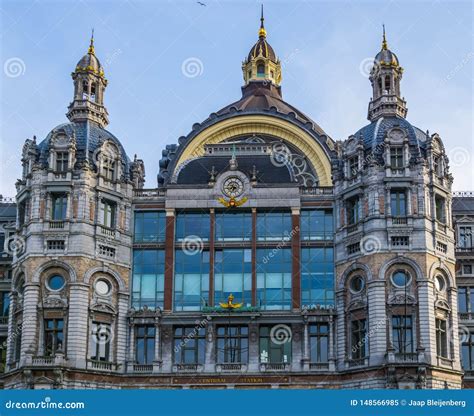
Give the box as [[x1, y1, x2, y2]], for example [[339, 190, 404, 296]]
[[55, 152, 69, 172], [134, 211, 166, 242], [132, 249, 165, 309], [215, 212, 252, 241], [13, 323, 21, 362], [435, 275, 446, 292], [0, 336, 6, 373], [257, 212, 292, 241], [390, 190, 406, 216], [459, 227, 473, 248], [392, 315, 414, 354], [216, 326, 248, 364], [301, 247, 334, 307], [256, 248, 292, 310], [44, 318, 64, 356], [136, 325, 155, 364], [309, 323, 329, 363], [47, 240, 65, 251], [391, 236, 409, 247], [95, 279, 111, 296], [0, 234, 4, 253], [390, 147, 403, 168], [176, 212, 210, 241], [351, 319, 367, 360], [384, 75, 391, 92], [349, 276, 364, 294], [51, 194, 67, 220], [173, 326, 206, 364], [98, 245, 115, 258], [346, 197, 359, 225], [82, 80, 89, 99], [461, 332, 474, 370], [347, 243, 360, 255], [89, 322, 111, 361], [463, 264, 473, 275], [436, 241, 447, 254], [257, 63, 265, 77], [100, 199, 116, 228], [174, 250, 210, 311], [214, 249, 251, 306], [300, 210, 333, 241], [47, 274, 65, 291], [458, 287, 474, 313], [102, 156, 116, 181], [435, 195, 446, 223], [391, 270, 411, 288], [433, 155, 441, 176], [348, 156, 358, 178], [436, 318, 448, 358], [0, 292, 9, 318], [259, 325, 291, 364]]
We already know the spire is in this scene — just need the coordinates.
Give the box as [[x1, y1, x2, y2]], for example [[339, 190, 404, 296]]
[[259, 5, 266, 39], [382, 24, 387, 50], [88, 28, 95, 55]]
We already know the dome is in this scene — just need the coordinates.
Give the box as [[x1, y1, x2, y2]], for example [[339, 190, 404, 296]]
[[354, 116, 427, 150], [247, 37, 277, 62], [37, 121, 131, 174], [375, 48, 399, 66], [74, 37, 104, 77]]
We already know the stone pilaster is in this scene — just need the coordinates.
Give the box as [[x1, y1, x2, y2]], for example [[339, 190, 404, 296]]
[[66, 283, 89, 369]]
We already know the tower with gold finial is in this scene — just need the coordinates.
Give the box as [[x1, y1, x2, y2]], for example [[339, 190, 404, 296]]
[[367, 25, 407, 121], [242, 5, 282, 87], [66, 30, 109, 128]]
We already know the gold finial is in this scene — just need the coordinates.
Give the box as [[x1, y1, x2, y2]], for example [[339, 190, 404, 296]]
[[88, 28, 95, 55], [258, 4, 266, 38], [382, 24, 388, 50]]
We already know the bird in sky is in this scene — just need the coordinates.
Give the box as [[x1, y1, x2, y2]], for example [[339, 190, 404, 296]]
[[197, 1, 206, 6]]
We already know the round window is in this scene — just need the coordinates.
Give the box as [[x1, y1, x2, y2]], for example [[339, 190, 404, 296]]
[[48, 274, 65, 291], [435, 275, 446, 292], [391, 270, 411, 288], [350, 275, 365, 293], [95, 279, 111, 296]]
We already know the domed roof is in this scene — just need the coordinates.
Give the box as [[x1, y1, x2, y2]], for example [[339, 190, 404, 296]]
[[247, 37, 277, 61], [37, 121, 131, 174], [74, 36, 104, 77], [375, 48, 399, 66], [354, 116, 427, 150]]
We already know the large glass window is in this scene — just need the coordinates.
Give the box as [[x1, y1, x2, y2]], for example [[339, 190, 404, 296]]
[[309, 323, 329, 363], [459, 227, 473, 248], [259, 325, 291, 364], [257, 212, 292, 241], [135, 325, 155, 364], [44, 318, 64, 356], [301, 247, 334, 307], [0, 336, 6, 373], [89, 322, 111, 361], [458, 287, 474, 313], [173, 327, 206, 364], [0, 292, 9, 319], [102, 156, 116, 181], [351, 319, 367, 360], [390, 190, 406, 216], [216, 326, 248, 364], [392, 315, 414, 354], [174, 250, 209, 311], [51, 194, 67, 220], [436, 318, 448, 358], [214, 249, 252, 306], [215, 212, 252, 241], [55, 152, 69, 172], [461, 332, 474, 370], [256, 248, 292, 310], [300, 209, 333, 241], [390, 147, 404, 168], [435, 195, 446, 223], [132, 250, 165, 309], [176, 212, 210, 241], [134, 211, 166, 242]]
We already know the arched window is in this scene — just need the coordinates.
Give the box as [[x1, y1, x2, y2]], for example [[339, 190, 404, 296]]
[[384, 75, 391, 93], [377, 77, 382, 93], [82, 80, 89, 99], [391, 270, 411, 288], [90, 83, 96, 101], [257, 63, 265, 77]]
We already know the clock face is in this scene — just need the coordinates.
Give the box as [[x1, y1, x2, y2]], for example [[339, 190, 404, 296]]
[[222, 177, 244, 198]]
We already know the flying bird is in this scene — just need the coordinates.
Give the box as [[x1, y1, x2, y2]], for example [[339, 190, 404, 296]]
[[197, 1, 206, 5]]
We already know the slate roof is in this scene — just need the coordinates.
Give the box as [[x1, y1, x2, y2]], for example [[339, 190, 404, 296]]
[[453, 197, 474, 213]]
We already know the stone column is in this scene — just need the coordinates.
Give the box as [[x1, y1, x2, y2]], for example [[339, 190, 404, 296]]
[[301, 319, 309, 371], [367, 280, 387, 367], [115, 292, 129, 371], [160, 325, 173, 373], [153, 320, 162, 373], [329, 314, 336, 371], [247, 322, 259, 372], [6, 291, 17, 368], [66, 283, 89, 369], [335, 290, 346, 371], [20, 283, 40, 365], [204, 322, 214, 372], [417, 279, 437, 365]]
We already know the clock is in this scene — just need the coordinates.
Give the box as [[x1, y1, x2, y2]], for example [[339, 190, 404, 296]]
[[222, 176, 244, 198]]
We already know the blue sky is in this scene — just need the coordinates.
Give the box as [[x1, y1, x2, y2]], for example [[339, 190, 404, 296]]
[[1, 0, 472, 196]]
